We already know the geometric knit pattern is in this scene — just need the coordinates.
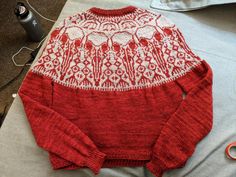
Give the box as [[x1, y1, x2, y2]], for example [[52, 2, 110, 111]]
[[18, 6, 213, 177], [32, 6, 201, 91]]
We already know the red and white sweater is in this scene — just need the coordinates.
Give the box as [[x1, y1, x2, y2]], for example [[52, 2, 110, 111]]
[[19, 6, 213, 177]]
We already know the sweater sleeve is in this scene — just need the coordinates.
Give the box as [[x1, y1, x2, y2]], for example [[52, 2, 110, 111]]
[[146, 15, 213, 177], [19, 72, 106, 174], [146, 60, 213, 177], [18, 20, 106, 174]]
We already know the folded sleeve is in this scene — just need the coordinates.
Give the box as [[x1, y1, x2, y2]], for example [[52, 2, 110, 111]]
[[146, 14, 213, 177], [18, 19, 106, 174]]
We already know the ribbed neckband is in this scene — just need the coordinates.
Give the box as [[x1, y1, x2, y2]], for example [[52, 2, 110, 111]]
[[89, 6, 137, 17]]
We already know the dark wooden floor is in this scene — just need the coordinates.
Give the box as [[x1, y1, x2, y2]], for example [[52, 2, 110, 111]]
[[0, 0, 66, 126]]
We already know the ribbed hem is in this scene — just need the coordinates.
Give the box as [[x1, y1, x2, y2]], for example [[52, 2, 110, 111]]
[[146, 161, 164, 177], [89, 6, 137, 17], [49, 149, 106, 174], [103, 159, 149, 167], [85, 149, 106, 175]]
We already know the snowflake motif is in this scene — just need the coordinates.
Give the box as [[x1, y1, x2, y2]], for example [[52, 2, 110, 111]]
[[148, 63, 156, 70], [165, 48, 171, 55], [114, 61, 121, 66], [74, 58, 80, 63], [136, 58, 143, 64], [82, 67, 90, 75], [53, 59, 60, 66], [145, 56, 152, 61], [116, 69, 124, 76], [137, 65, 146, 73], [172, 45, 179, 51], [104, 69, 113, 76], [83, 60, 90, 65], [47, 48, 53, 54], [71, 66, 80, 73], [55, 52, 61, 57], [105, 62, 112, 67], [43, 56, 50, 62], [177, 52, 185, 58], [167, 56, 175, 63]]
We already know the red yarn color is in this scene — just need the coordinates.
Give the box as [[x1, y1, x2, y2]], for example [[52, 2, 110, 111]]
[[89, 6, 137, 16], [18, 6, 213, 177]]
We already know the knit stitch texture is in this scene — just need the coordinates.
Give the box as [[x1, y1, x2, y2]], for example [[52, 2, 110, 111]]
[[18, 6, 213, 177]]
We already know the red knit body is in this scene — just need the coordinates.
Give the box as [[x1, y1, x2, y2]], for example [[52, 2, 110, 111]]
[[19, 6, 213, 177]]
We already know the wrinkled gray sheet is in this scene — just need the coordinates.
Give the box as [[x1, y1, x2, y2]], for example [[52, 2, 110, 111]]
[[0, 0, 236, 177], [151, 0, 236, 11]]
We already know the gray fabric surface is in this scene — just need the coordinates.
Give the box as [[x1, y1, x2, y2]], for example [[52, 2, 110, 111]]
[[151, 0, 236, 11], [0, 0, 236, 177]]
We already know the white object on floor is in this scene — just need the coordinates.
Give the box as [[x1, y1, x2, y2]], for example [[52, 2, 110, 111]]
[[12, 94, 17, 98]]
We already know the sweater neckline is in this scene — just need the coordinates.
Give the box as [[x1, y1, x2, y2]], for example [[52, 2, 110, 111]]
[[88, 6, 137, 17]]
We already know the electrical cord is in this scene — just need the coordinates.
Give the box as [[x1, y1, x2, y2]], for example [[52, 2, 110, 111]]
[[26, 0, 56, 23], [11, 47, 34, 67], [0, 0, 56, 123], [12, 0, 55, 67], [0, 39, 43, 92], [0, 0, 52, 90], [11, 36, 46, 67]]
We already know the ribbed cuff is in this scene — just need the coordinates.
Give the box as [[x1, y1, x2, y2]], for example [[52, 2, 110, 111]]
[[49, 152, 73, 169], [85, 149, 106, 175], [146, 160, 164, 177]]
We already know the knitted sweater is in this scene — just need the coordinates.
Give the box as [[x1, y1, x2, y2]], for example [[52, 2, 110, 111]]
[[18, 6, 213, 177]]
